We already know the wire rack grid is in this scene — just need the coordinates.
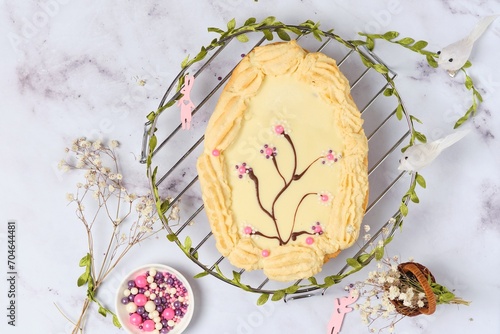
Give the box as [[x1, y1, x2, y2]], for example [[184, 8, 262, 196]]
[[140, 25, 415, 301]]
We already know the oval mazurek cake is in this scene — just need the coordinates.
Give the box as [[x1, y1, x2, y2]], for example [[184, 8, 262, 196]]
[[197, 40, 368, 282]]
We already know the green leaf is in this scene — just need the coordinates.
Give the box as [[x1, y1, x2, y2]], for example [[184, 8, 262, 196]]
[[79, 253, 90, 267], [346, 258, 362, 269], [257, 293, 270, 305], [180, 55, 190, 69], [324, 275, 342, 286], [410, 115, 423, 124], [357, 253, 371, 264], [285, 285, 299, 294], [398, 37, 415, 45], [112, 314, 122, 328], [359, 54, 373, 69], [410, 191, 420, 203], [400, 203, 409, 216], [262, 29, 274, 41], [366, 37, 375, 51], [77, 271, 89, 287], [262, 16, 276, 25], [462, 60, 472, 69], [271, 290, 285, 301], [166, 233, 178, 242], [98, 306, 107, 317], [276, 28, 291, 41], [184, 236, 192, 251], [236, 34, 249, 42], [383, 31, 399, 40], [232, 271, 241, 283], [373, 64, 388, 74], [227, 18, 236, 31], [194, 271, 210, 279], [396, 104, 404, 120], [149, 134, 157, 152], [244, 17, 257, 25], [312, 30, 323, 42], [416, 174, 426, 188], [426, 54, 438, 68], [207, 27, 225, 34], [146, 111, 156, 122], [383, 88, 394, 96], [439, 292, 456, 303], [465, 75, 473, 90], [412, 40, 428, 50], [160, 199, 170, 214], [214, 264, 223, 276], [374, 247, 384, 261], [308, 277, 318, 285], [414, 131, 427, 143]]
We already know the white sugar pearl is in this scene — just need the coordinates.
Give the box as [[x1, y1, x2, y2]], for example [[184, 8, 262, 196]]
[[123, 289, 131, 297], [125, 302, 137, 313], [167, 320, 175, 327], [145, 300, 156, 312], [159, 292, 163, 297], [170, 288, 177, 294], [152, 330, 160, 334], [149, 268, 157, 276], [153, 316, 161, 323], [150, 282, 157, 289], [130, 287, 138, 295], [151, 310, 159, 318], [178, 297, 184, 302], [148, 312, 155, 319], [147, 276, 154, 283], [155, 322, 163, 330], [144, 290, 151, 297], [150, 293, 157, 300]]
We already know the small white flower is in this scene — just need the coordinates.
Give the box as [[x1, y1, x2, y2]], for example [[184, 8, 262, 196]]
[[389, 285, 400, 300], [388, 217, 396, 224], [109, 173, 116, 180], [116, 173, 123, 180], [92, 140, 102, 149], [66, 193, 74, 201], [109, 185, 115, 192], [93, 190, 100, 199], [363, 234, 371, 241], [110, 140, 119, 148], [364, 225, 370, 232], [417, 300, 425, 308]]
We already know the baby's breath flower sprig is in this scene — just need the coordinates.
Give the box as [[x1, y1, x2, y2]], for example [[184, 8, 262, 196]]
[[57, 138, 173, 334], [350, 257, 469, 333]]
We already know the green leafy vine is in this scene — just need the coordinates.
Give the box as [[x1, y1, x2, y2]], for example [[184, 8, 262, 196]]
[[145, 18, 433, 305], [354, 31, 483, 128]]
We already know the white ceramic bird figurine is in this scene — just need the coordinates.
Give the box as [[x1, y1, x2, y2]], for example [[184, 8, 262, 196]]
[[437, 15, 499, 76], [398, 128, 471, 172]]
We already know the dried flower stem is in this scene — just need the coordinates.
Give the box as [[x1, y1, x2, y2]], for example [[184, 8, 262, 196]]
[[56, 138, 165, 334]]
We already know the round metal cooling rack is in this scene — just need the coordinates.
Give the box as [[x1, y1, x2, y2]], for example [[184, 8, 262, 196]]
[[140, 24, 416, 301]]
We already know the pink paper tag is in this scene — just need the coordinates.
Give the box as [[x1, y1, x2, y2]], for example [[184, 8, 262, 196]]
[[178, 74, 195, 130], [326, 290, 359, 334]]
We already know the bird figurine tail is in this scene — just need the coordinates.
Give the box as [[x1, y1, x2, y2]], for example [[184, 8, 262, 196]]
[[435, 128, 471, 151], [467, 14, 499, 44]]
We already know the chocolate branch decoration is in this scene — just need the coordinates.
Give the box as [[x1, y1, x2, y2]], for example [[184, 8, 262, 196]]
[[237, 121, 340, 249]]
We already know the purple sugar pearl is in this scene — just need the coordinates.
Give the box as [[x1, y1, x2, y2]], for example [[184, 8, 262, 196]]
[[156, 305, 164, 313], [127, 280, 136, 288], [166, 277, 174, 285], [121, 297, 129, 305], [128, 295, 134, 301], [160, 328, 169, 334], [173, 301, 181, 308], [136, 306, 145, 315]]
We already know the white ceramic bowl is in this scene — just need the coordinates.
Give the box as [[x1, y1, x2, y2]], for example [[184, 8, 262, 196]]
[[115, 264, 194, 334]]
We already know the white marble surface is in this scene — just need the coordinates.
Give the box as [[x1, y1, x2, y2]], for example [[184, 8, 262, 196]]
[[2, 0, 500, 333]]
